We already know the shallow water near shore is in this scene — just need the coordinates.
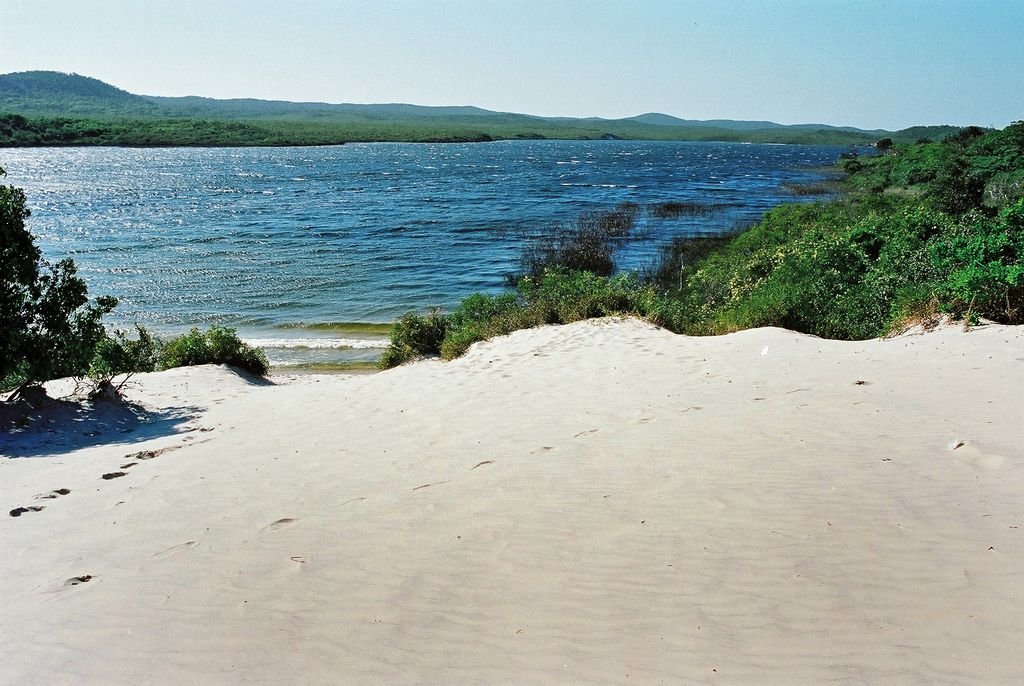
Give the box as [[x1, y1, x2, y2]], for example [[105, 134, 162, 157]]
[[3, 140, 846, 366]]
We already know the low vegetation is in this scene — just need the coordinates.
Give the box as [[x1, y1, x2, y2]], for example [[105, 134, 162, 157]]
[[380, 270, 674, 367], [380, 122, 1024, 368], [156, 326, 270, 377]]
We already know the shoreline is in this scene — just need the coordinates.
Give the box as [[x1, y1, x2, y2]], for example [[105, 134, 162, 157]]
[[3, 318, 1023, 683]]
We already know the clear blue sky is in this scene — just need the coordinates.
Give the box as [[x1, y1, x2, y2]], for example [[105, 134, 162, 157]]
[[2, 0, 1021, 130]]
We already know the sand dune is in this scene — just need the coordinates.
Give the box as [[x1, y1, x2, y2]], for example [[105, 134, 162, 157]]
[[2, 318, 1023, 684]]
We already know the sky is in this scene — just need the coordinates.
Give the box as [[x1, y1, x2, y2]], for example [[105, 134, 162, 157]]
[[2, 0, 1021, 130]]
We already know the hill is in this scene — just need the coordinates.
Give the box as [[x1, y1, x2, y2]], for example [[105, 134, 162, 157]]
[[0, 71, 164, 118], [0, 71, 964, 147]]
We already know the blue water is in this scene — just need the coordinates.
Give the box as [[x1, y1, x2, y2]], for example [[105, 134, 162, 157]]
[[2, 140, 846, 367]]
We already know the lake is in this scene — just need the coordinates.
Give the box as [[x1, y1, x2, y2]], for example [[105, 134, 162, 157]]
[[2, 140, 848, 368]]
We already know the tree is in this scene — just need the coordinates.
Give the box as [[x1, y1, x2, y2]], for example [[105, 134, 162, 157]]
[[1, 166, 116, 395], [929, 154, 985, 215]]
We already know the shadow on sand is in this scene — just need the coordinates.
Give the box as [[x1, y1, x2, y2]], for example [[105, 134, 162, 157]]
[[0, 387, 202, 459]]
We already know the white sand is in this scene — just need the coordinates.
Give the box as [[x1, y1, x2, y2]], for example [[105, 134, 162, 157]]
[[2, 318, 1023, 684]]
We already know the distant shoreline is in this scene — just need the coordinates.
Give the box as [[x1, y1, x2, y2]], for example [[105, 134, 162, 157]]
[[0, 113, 884, 148]]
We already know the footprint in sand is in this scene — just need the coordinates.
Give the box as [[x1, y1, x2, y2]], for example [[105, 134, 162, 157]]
[[10, 505, 46, 517], [262, 518, 298, 533], [574, 429, 599, 438], [64, 575, 93, 586], [412, 481, 451, 491], [950, 440, 1006, 470], [470, 460, 494, 470], [126, 450, 160, 461], [124, 444, 184, 462], [101, 471, 127, 480], [35, 489, 71, 500], [153, 541, 197, 558]]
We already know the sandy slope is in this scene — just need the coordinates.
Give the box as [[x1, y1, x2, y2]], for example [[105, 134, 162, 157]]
[[2, 318, 1023, 684]]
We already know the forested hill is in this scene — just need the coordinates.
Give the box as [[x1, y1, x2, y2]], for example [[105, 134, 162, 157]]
[[0, 71, 163, 118], [0, 71, 965, 147]]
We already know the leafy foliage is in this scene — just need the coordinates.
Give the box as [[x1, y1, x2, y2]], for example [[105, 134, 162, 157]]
[[1, 166, 117, 393], [158, 325, 270, 376], [843, 121, 1024, 213], [377, 310, 450, 368], [88, 325, 159, 389], [929, 201, 1024, 323], [379, 270, 675, 368]]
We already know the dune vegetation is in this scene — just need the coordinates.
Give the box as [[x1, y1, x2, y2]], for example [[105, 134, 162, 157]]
[[380, 122, 1024, 367]]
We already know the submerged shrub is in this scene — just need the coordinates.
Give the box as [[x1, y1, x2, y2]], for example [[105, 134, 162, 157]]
[[514, 203, 640, 281], [651, 201, 722, 218]]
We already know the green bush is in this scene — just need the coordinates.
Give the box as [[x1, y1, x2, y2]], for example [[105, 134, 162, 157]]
[[930, 199, 1024, 323], [1, 167, 118, 394], [377, 310, 449, 368], [378, 269, 678, 369], [159, 325, 269, 376], [88, 325, 159, 389], [519, 269, 660, 324], [439, 292, 529, 359], [673, 198, 968, 338], [928, 154, 985, 215]]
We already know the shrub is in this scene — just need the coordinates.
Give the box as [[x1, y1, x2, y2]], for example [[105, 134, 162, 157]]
[[88, 325, 159, 389], [439, 292, 529, 359], [378, 268, 677, 369], [519, 268, 659, 323], [984, 170, 1024, 208], [928, 154, 985, 215], [377, 310, 449, 368], [159, 325, 270, 376], [930, 199, 1024, 323], [647, 234, 731, 293], [1, 167, 118, 395]]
